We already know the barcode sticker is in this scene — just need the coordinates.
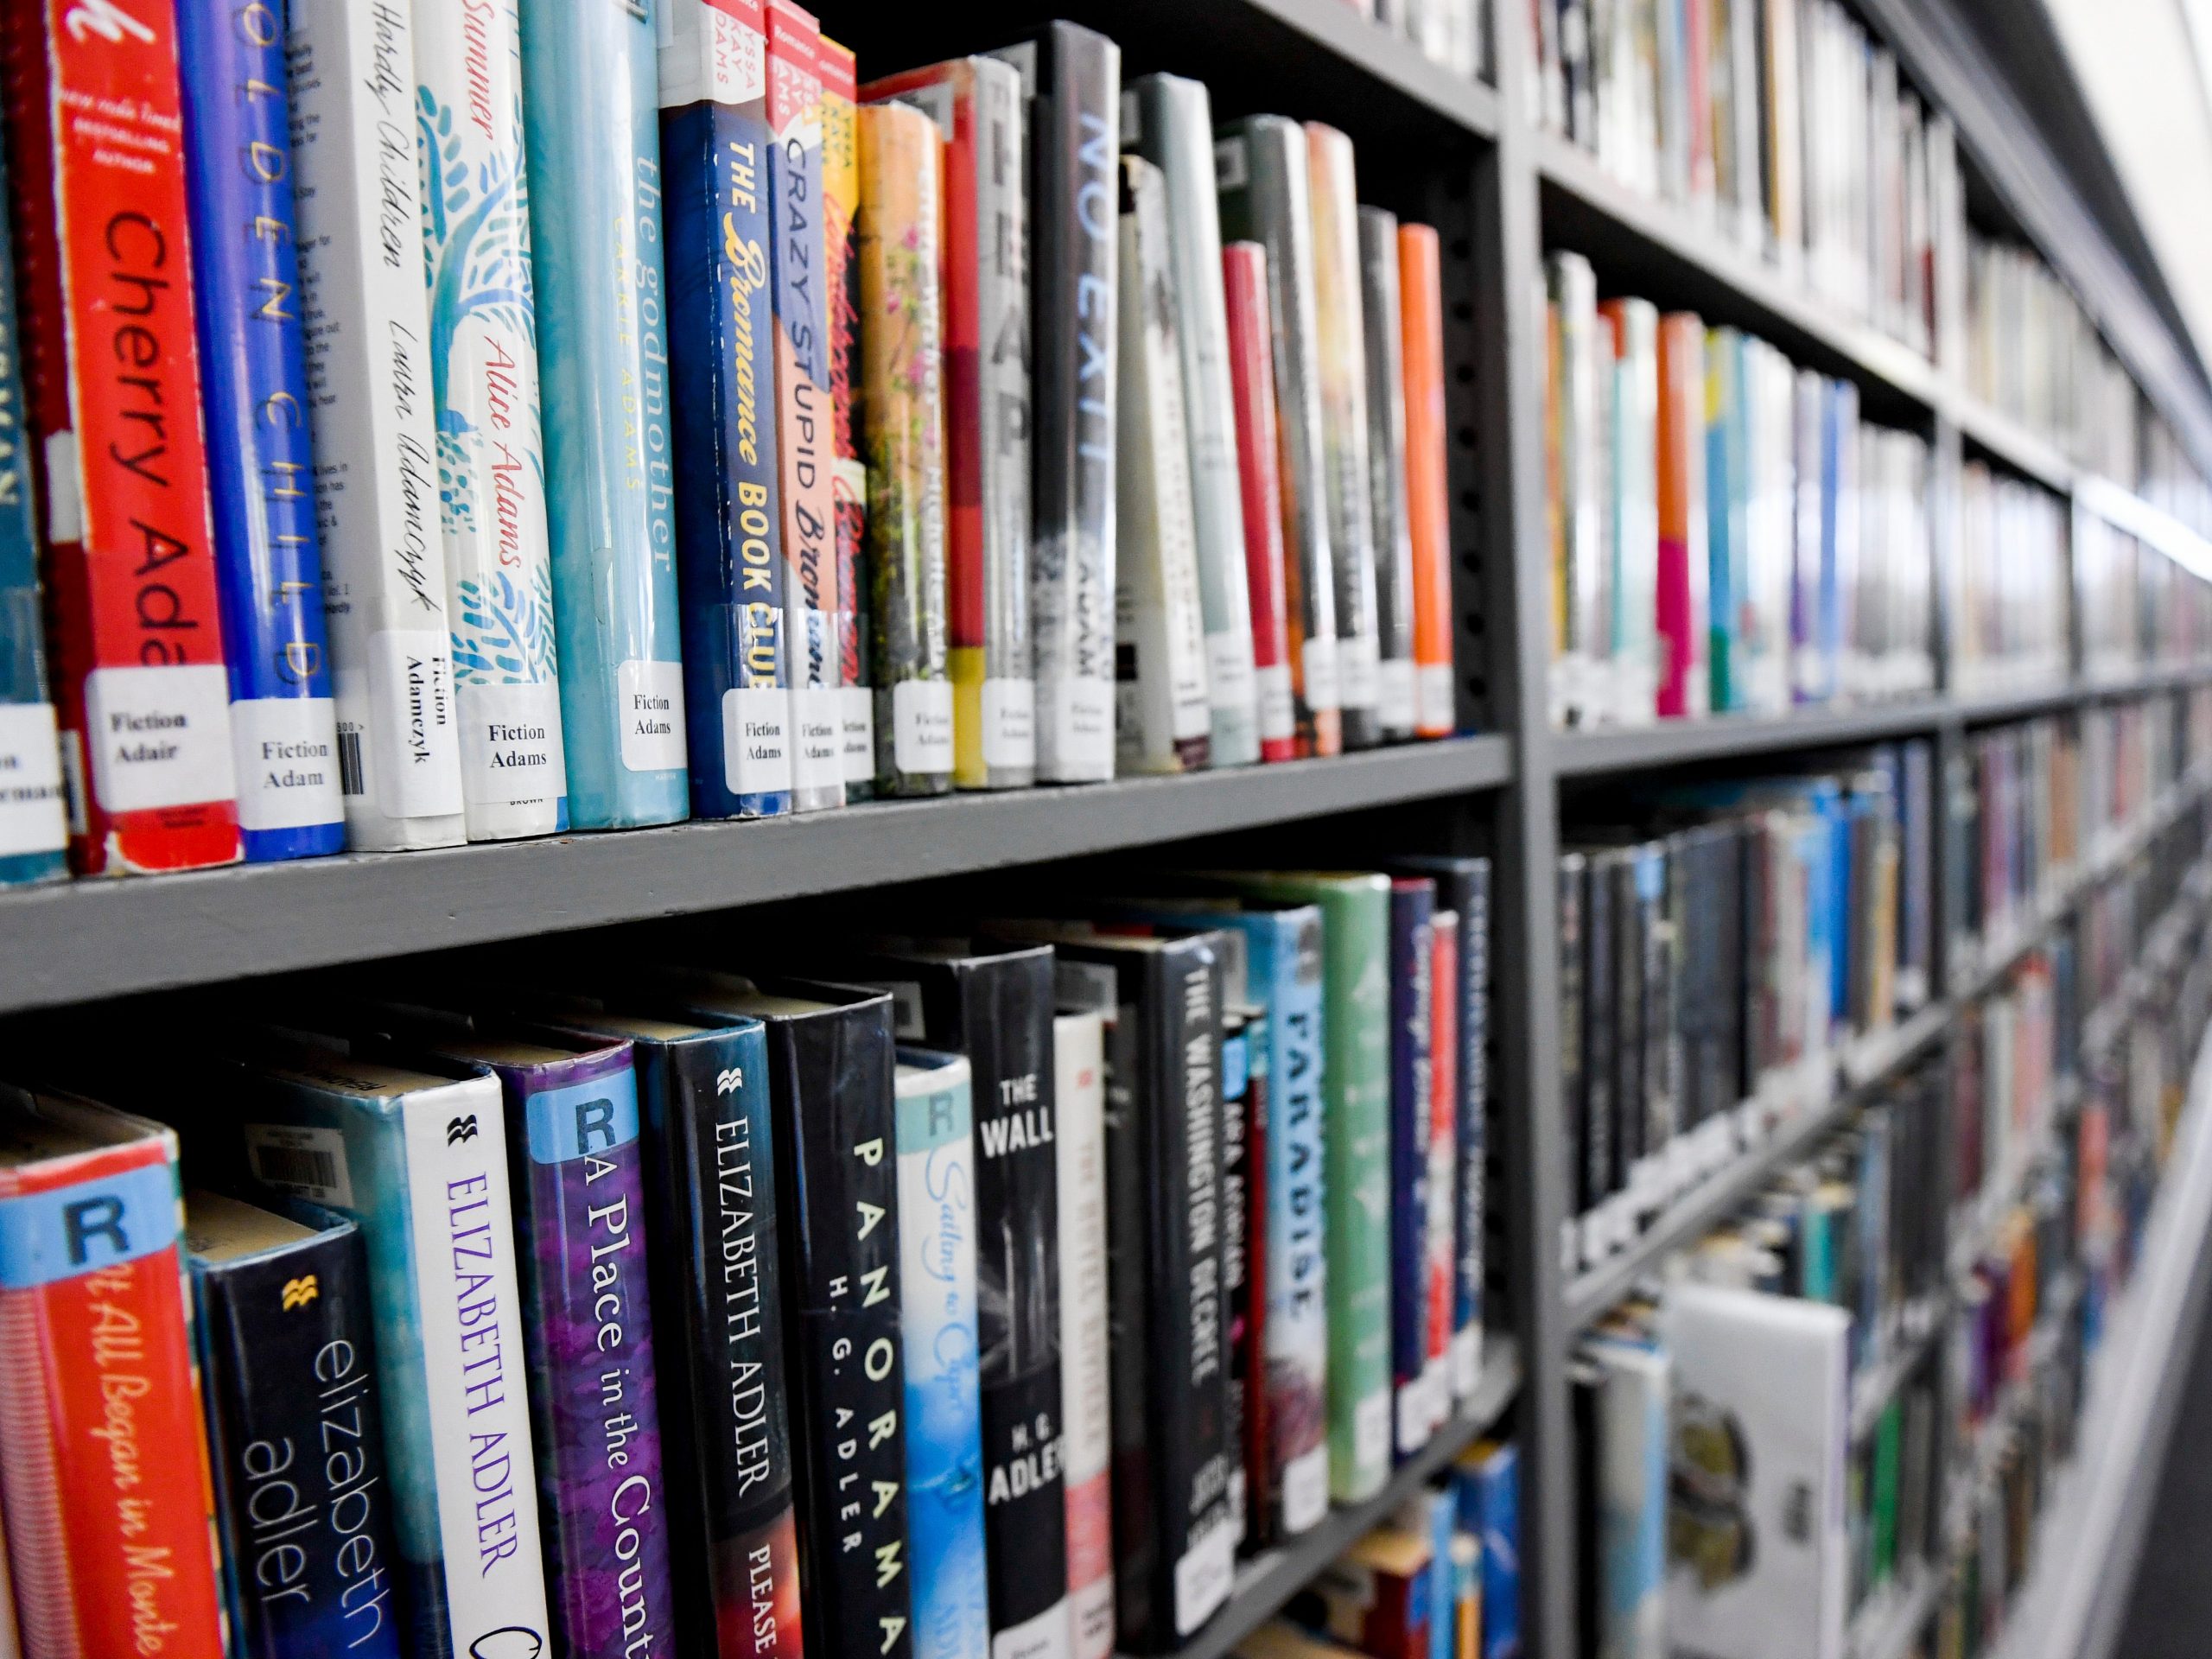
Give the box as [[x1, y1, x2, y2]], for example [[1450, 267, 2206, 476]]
[[244, 1122, 355, 1209], [337, 728, 365, 797]]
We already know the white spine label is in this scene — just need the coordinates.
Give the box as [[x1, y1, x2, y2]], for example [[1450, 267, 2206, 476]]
[[1377, 658, 1417, 732], [1451, 1325, 1483, 1398], [1255, 663, 1294, 741], [790, 686, 843, 791], [1352, 1387, 1390, 1472], [84, 664, 238, 814], [366, 630, 465, 818], [893, 678, 955, 776], [839, 684, 874, 783], [982, 677, 1036, 772], [460, 680, 565, 807], [0, 702, 68, 857], [1205, 632, 1256, 717], [723, 684, 791, 798], [231, 697, 343, 831], [992, 1599, 1074, 1659], [618, 658, 686, 773], [1173, 1519, 1235, 1637], [1338, 630, 1381, 710], [1281, 1443, 1329, 1535], [1417, 663, 1456, 732], [1052, 677, 1115, 778], [1300, 638, 1342, 714]]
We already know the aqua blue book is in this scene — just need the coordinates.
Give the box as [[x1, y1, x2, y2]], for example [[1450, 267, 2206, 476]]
[[524, 0, 690, 828], [1452, 1440, 1519, 1659], [660, 0, 791, 821], [178, 0, 345, 862], [895, 1049, 991, 1659], [0, 126, 65, 887], [1703, 329, 1746, 714]]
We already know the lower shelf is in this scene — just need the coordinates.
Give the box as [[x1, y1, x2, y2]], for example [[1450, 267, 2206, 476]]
[[1137, 1339, 1521, 1659]]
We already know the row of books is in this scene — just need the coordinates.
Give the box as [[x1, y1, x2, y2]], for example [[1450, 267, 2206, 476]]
[[1965, 231, 2141, 485], [1560, 744, 1936, 1258], [1950, 467, 2068, 698], [0, 859, 1491, 1659], [0, 3, 1467, 889], [1543, 254, 1939, 730], [1367, 0, 1492, 83], [1531, 0, 1962, 361], [2078, 515, 2212, 681]]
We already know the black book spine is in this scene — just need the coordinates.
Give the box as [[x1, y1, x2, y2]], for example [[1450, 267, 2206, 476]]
[[192, 1217, 402, 1658], [1720, 821, 1749, 1105], [1220, 1009, 1254, 1547], [760, 988, 911, 1659], [1455, 863, 1490, 1369], [1610, 853, 1643, 1186], [1557, 855, 1586, 1221], [1581, 856, 1614, 1211], [634, 1027, 801, 1659], [1236, 1006, 1271, 1551], [1641, 842, 1675, 1170], [1387, 878, 1434, 1443]]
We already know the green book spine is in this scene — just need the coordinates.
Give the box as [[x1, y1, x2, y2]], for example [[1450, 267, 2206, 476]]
[[1224, 871, 1392, 1502], [1871, 1401, 1901, 1586]]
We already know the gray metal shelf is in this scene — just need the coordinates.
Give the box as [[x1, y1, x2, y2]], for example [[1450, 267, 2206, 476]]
[[0, 735, 1511, 1016], [1553, 700, 1953, 776]]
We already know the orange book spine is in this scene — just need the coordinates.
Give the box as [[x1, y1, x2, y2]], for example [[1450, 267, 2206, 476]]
[[1396, 226, 1455, 739]]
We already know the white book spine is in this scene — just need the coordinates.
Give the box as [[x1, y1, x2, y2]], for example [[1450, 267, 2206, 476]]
[[404, 1076, 551, 1648], [1054, 1011, 1116, 1659], [1114, 158, 1212, 775], [976, 62, 1037, 783], [287, 0, 467, 850], [414, 0, 565, 841]]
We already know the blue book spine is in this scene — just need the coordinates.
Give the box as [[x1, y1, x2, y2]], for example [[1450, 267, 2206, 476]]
[[1819, 379, 1844, 706], [1387, 878, 1434, 1460], [1703, 334, 1735, 715], [894, 1052, 990, 1659], [178, 0, 344, 862], [1426, 1487, 1457, 1659], [524, 0, 690, 828], [0, 126, 66, 887], [660, 13, 792, 821], [1454, 1445, 1519, 1659]]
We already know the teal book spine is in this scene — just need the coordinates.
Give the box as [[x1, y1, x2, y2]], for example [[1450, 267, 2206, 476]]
[[523, 0, 690, 828]]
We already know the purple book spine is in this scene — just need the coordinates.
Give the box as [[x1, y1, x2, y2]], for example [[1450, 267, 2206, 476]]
[[505, 1045, 677, 1656]]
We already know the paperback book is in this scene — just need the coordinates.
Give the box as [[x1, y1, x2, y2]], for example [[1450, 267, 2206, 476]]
[[1055, 1007, 1118, 1659], [1219, 242, 1299, 761], [820, 37, 874, 798], [1357, 208, 1419, 741]]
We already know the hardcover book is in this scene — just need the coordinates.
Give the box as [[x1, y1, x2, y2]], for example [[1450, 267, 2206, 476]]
[[6, 0, 243, 875], [894, 1052, 991, 1659], [0, 1085, 226, 1655], [1655, 311, 1709, 720], [1301, 124, 1382, 750], [1128, 75, 1259, 768], [1116, 154, 1213, 776], [283, 0, 466, 853], [864, 56, 1034, 791], [764, 0, 846, 811], [820, 36, 874, 798], [1219, 1006, 1254, 1546], [1219, 242, 1297, 761], [178, 0, 344, 861], [524, 0, 690, 829], [187, 1191, 403, 1659], [234, 1039, 550, 1658], [856, 99, 956, 798], [1054, 1007, 1117, 1659], [659, 0, 793, 823], [548, 1000, 803, 1659], [1396, 225, 1456, 739], [0, 124, 66, 887], [995, 23, 1119, 784], [1216, 118, 1341, 756], [1387, 876, 1436, 1456], [1423, 910, 1459, 1433], [1357, 208, 1418, 741], [416, 0, 566, 842]]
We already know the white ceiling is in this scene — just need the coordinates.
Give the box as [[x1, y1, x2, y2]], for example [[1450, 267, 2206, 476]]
[[2041, 0, 2212, 377]]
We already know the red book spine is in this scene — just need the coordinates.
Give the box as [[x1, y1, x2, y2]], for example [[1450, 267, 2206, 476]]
[[0, 1122, 223, 1654], [1222, 243, 1296, 764], [1396, 226, 1455, 740], [1425, 919, 1458, 1421], [3, 0, 239, 875]]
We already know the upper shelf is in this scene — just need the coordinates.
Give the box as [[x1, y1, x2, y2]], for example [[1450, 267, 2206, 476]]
[[0, 737, 1512, 1016]]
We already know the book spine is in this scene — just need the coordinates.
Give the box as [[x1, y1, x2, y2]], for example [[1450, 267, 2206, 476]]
[[0, 115, 67, 887], [1582, 855, 1615, 1211], [1218, 243, 1296, 762], [1132, 76, 1258, 768], [503, 1050, 675, 1654], [177, 0, 344, 862], [1053, 1009, 1116, 1659], [1229, 1008, 1264, 1555], [1215, 120, 1339, 756], [1320, 883, 1392, 1502], [1255, 913, 1330, 1535], [1655, 311, 1708, 718], [522, 0, 688, 829], [770, 1001, 910, 1659], [193, 1218, 404, 1657], [282, 0, 466, 853], [1424, 914, 1459, 1430], [764, 2, 844, 811], [857, 101, 955, 797], [1451, 864, 1489, 1397], [1557, 855, 1585, 1238], [630, 1023, 802, 1659], [6, 0, 242, 875], [1021, 25, 1121, 784], [416, 0, 566, 842], [818, 37, 874, 799], [1114, 155, 1211, 776], [1388, 880, 1435, 1456], [658, 0, 791, 823], [1359, 208, 1418, 741], [895, 1061, 990, 1659], [1220, 1013, 1253, 1548], [1396, 224, 1456, 741], [0, 1125, 225, 1651], [1303, 124, 1381, 750]]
